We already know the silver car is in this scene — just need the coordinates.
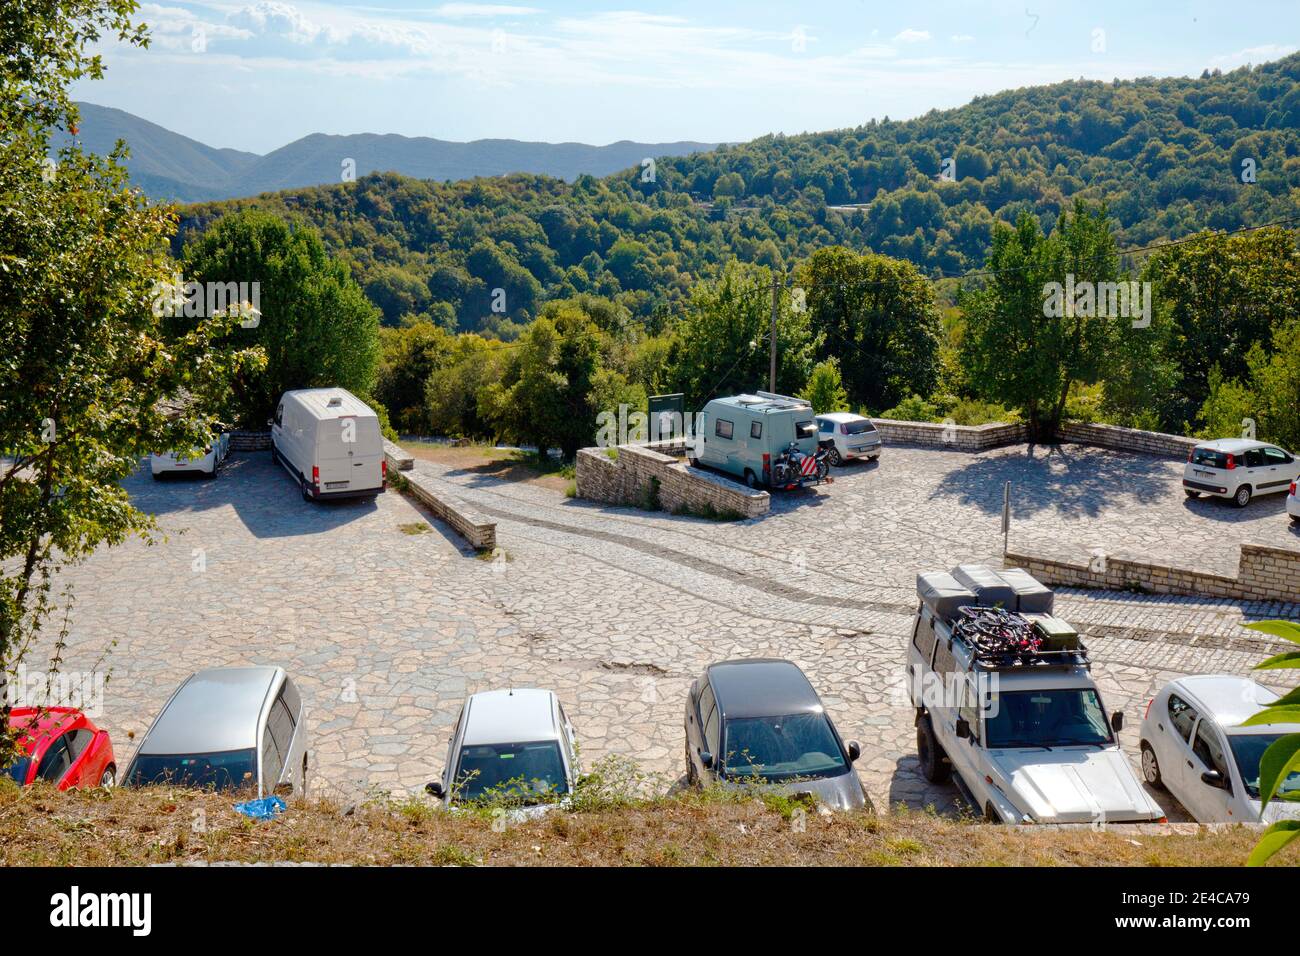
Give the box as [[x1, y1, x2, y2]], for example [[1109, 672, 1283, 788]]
[[684, 659, 869, 810], [125, 666, 309, 797]]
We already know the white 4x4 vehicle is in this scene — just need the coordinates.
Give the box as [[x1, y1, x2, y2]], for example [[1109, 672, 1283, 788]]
[[1182, 439, 1300, 508], [907, 565, 1165, 824]]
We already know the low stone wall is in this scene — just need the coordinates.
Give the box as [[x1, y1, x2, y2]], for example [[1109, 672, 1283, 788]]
[[383, 439, 414, 471], [383, 445, 496, 550], [1057, 421, 1197, 460], [228, 429, 271, 452], [1005, 543, 1300, 604], [576, 442, 769, 519], [869, 419, 1028, 451]]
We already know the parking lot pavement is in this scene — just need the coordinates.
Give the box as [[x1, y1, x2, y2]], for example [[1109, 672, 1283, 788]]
[[36, 443, 1300, 821]]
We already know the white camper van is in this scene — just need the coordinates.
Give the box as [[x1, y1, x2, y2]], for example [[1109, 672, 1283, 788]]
[[271, 388, 386, 501]]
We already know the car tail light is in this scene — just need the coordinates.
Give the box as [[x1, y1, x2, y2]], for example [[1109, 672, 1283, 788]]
[[762, 452, 770, 478], [1291, 481, 1297, 497], [1187, 447, 1194, 462], [1144, 698, 1153, 720], [312, 465, 319, 486], [1225, 454, 1235, 470], [382, 458, 388, 485]]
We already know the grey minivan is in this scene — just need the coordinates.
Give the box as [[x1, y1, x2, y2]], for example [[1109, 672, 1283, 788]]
[[124, 666, 309, 797], [683, 659, 868, 810]]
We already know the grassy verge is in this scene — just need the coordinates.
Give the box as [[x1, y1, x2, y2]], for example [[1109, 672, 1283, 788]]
[[0, 780, 1277, 867], [400, 441, 573, 490]]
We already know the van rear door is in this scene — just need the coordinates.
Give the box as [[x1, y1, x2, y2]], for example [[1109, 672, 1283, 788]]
[[317, 416, 383, 492]]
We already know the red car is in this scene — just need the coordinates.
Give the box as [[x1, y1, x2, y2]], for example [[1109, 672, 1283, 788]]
[[5, 707, 116, 789]]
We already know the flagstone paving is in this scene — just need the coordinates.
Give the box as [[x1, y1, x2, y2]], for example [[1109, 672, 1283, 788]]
[[37, 442, 1299, 821]]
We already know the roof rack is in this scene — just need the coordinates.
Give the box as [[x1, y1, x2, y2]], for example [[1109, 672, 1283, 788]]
[[755, 390, 811, 408], [949, 605, 1091, 671]]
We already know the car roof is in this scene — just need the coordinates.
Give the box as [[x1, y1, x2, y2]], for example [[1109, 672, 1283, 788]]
[[1195, 438, 1268, 453], [139, 666, 281, 754], [461, 689, 561, 745], [285, 388, 376, 420], [7, 707, 88, 755], [707, 659, 823, 719], [1173, 675, 1282, 727], [815, 412, 866, 423]]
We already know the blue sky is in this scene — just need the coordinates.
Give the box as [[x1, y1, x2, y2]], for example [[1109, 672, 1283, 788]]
[[77, 1, 1299, 154]]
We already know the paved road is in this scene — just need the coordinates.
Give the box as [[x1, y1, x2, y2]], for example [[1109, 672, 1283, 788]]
[[35, 442, 1300, 820]]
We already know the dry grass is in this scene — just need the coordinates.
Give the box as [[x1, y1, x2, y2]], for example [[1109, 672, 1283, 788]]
[[0, 782, 1283, 867], [401, 442, 572, 492]]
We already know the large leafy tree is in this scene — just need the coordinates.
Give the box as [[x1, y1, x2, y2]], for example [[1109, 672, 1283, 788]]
[[958, 202, 1119, 438], [178, 210, 382, 425], [796, 247, 941, 413], [1240, 621, 1300, 866], [0, 1, 259, 766]]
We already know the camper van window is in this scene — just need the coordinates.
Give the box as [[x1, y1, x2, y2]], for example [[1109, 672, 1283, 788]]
[[795, 420, 816, 439], [750, 421, 762, 439], [715, 419, 734, 440]]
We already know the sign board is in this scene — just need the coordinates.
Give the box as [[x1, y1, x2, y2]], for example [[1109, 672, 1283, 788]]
[[648, 393, 685, 443]]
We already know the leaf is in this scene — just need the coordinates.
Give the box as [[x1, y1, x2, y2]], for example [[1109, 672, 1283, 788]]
[[1267, 686, 1300, 709], [1247, 820, 1300, 867], [1256, 734, 1300, 808], [1253, 651, 1300, 671], [1240, 705, 1300, 727], [1244, 621, 1300, 646]]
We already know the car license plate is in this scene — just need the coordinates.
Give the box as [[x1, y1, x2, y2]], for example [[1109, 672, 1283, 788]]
[[325, 481, 349, 489], [1195, 469, 1212, 477]]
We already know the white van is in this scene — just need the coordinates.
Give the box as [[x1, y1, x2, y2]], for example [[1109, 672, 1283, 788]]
[[271, 388, 386, 501]]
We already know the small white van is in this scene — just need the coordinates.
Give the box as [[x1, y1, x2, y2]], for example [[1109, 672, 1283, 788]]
[[271, 388, 386, 501]]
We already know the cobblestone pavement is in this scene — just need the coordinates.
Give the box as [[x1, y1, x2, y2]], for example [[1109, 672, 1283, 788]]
[[39, 443, 1300, 821]]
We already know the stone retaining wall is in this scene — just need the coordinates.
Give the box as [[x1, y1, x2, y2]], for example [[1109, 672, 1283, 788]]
[[1005, 543, 1300, 604], [228, 429, 271, 451], [869, 419, 1028, 451], [383, 445, 496, 550], [576, 442, 769, 519], [1057, 421, 1197, 460]]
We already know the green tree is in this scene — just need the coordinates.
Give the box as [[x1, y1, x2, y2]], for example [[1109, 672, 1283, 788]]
[[797, 247, 941, 412], [800, 357, 849, 413], [179, 211, 382, 426], [375, 321, 451, 433], [425, 334, 506, 440], [1239, 621, 1300, 866], [959, 202, 1118, 438], [0, 0, 258, 768]]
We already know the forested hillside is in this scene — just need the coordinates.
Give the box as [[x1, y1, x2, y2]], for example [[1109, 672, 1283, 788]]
[[177, 54, 1300, 331]]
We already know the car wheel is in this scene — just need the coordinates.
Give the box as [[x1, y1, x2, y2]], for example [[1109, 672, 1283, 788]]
[[1140, 742, 1164, 790], [916, 716, 950, 784], [99, 765, 116, 788], [684, 740, 697, 786], [1184, 489, 1200, 498], [828, 447, 842, 466], [1290, 513, 1300, 525], [301, 475, 313, 501], [1234, 485, 1252, 508], [744, 468, 760, 489]]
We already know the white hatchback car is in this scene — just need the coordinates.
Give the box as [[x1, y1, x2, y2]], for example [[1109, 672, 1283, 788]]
[[815, 412, 882, 466], [426, 688, 578, 814], [150, 430, 231, 479], [1182, 438, 1300, 507], [1139, 675, 1300, 823]]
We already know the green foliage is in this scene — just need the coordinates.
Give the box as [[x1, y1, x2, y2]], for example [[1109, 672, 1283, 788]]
[[178, 210, 381, 426], [800, 357, 849, 413], [1241, 621, 1300, 866]]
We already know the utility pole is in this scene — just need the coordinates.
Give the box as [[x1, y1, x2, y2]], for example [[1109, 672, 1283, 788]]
[[769, 271, 779, 392]]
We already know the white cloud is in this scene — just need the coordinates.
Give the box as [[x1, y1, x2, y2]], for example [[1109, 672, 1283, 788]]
[[950, 34, 974, 43], [433, 3, 541, 16], [892, 29, 931, 44], [1210, 43, 1297, 69]]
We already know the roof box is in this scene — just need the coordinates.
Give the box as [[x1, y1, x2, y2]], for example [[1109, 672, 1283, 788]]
[[951, 564, 1017, 609], [998, 567, 1055, 614], [917, 572, 977, 622]]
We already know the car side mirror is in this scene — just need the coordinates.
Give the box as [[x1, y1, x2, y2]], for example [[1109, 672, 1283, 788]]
[[1111, 711, 1124, 732], [700, 751, 714, 770], [266, 418, 274, 428], [954, 718, 971, 740], [1200, 770, 1226, 790], [425, 781, 445, 798], [847, 740, 861, 763]]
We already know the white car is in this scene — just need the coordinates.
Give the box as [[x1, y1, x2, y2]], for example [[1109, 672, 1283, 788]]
[[1287, 480, 1299, 524], [425, 688, 578, 816], [1140, 676, 1300, 823], [150, 430, 230, 479], [815, 412, 882, 466], [1182, 438, 1300, 507]]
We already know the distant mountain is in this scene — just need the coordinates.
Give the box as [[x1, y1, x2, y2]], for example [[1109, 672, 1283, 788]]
[[55, 103, 716, 202]]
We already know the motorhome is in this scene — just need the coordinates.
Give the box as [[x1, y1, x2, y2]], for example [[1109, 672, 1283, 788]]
[[692, 392, 820, 488], [271, 388, 386, 501]]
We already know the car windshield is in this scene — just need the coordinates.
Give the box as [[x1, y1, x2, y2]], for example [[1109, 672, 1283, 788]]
[[1190, 448, 1229, 468], [453, 741, 568, 804], [4, 757, 31, 784], [1229, 734, 1300, 800], [126, 749, 258, 791], [844, 419, 876, 435], [984, 689, 1113, 748], [721, 713, 848, 781]]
